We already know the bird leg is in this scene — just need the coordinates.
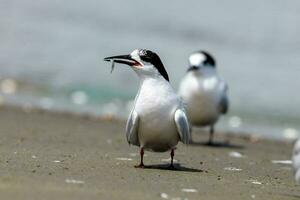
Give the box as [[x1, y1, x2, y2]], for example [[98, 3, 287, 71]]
[[168, 149, 175, 169], [135, 147, 145, 168], [208, 125, 214, 145]]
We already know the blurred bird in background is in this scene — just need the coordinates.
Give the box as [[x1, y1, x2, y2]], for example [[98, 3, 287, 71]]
[[292, 138, 300, 184], [178, 51, 229, 144]]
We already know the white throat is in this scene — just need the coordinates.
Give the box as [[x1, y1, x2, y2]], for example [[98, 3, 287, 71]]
[[133, 65, 167, 83], [138, 75, 170, 91], [189, 67, 217, 78]]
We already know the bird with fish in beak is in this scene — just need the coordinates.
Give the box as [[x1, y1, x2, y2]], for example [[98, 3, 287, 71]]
[[104, 49, 190, 168]]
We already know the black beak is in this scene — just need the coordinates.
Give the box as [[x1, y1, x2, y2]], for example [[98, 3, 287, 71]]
[[187, 66, 199, 72], [104, 54, 138, 66]]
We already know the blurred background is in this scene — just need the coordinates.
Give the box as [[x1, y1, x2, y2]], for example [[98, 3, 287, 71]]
[[0, 0, 299, 139]]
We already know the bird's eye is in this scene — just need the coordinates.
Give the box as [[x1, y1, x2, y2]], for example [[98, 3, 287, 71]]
[[139, 49, 147, 56]]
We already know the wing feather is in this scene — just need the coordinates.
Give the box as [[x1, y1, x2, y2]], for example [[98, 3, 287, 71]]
[[219, 81, 229, 114], [126, 110, 139, 145], [174, 109, 191, 144]]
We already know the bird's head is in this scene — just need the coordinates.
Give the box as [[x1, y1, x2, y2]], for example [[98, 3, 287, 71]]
[[187, 51, 216, 72], [104, 49, 169, 82]]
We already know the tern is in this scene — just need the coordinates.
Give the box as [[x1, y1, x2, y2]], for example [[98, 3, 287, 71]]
[[104, 49, 190, 168], [178, 51, 229, 144], [292, 138, 300, 184]]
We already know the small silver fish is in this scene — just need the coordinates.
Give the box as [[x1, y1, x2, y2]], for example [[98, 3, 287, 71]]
[[110, 60, 115, 73]]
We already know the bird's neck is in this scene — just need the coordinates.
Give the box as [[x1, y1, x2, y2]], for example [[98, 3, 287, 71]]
[[136, 76, 173, 98], [190, 67, 217, 77], [139, 76, 169, 88]]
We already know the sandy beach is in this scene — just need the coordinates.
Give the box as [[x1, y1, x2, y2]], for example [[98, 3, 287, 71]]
[[0, 106, 298, 200]]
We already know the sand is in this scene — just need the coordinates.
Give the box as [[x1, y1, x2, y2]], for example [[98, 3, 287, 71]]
[[0, 106, 298, 200]]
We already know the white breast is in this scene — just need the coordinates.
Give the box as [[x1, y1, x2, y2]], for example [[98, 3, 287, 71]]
[[179, 70, 223, 126], [133, 78, 181, 152]]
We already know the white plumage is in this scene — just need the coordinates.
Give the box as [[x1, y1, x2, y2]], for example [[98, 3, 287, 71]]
[[127, 76, 189, 152], [292, 138, 300, 184], [105, 49, 190, 168], [178, 51, 228, 144], [179, 68, 227, 125]]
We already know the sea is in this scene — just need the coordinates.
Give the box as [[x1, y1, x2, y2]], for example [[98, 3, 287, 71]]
[[0, 0, 300, 140]]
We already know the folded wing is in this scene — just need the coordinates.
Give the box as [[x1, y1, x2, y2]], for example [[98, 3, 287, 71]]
[[219, 81, 229, 114], [126, 110, 140, 146], [174, 109, 190, 144]]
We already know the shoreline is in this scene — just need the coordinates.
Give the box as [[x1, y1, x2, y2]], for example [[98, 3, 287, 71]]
[[0, 105, 298, 199], [2, 102, 297, 142]]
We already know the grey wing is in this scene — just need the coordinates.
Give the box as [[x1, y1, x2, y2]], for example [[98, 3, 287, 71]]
[[219, 81, 229, 114], [126, 110, 140, 146], [174, 109, 191, 144]]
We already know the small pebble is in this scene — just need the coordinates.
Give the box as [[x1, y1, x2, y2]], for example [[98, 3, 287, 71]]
[[224, 167, 242, 171], [251, 181, 262, 185], [228, 151, 244, 158], [65, 178, 85, 184], [271, 160, 292, 165], [116, 157, 133, 161], [160, 193, 169, 199], [181, 188, 198, 193]]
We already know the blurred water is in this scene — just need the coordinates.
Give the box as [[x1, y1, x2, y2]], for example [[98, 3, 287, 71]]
[[0, 0, 300, 139]]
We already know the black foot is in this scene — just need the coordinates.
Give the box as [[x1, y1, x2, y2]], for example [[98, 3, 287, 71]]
[[134, 163, 145, 168]]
